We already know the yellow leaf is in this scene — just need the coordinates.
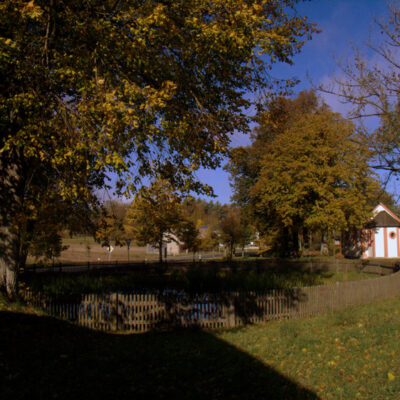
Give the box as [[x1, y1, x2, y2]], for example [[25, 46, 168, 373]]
[[388, 372, 395, 381]]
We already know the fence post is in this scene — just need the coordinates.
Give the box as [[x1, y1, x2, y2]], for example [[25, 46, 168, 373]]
[[114, 293, 119, 331], [227, 298, 235, 328]]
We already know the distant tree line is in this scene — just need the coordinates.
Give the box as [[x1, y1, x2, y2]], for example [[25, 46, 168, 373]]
[[94, 180, 255, 263]]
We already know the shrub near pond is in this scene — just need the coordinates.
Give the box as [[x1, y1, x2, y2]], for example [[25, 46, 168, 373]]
[[23, 267, 371, 296]]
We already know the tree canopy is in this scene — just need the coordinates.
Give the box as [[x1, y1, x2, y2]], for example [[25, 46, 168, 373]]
[[177, 220, 201, 261], [227, 91, 380, 256], [1, 0, 316, 195], [181, 198, 228, 229], [124, 179, 183, 262], [0, 0, 317, 293], [219, 207, 254, 260]]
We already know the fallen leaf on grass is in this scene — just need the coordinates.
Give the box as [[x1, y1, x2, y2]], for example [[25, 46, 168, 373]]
[[388, 372, 395, 381]]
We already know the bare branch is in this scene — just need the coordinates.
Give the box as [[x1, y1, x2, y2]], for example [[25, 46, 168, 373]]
[[316, 1, 400, 182]]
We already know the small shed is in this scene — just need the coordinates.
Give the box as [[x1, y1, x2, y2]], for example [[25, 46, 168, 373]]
[[146, 233, 182, 256], [363, 203, 400, 258]]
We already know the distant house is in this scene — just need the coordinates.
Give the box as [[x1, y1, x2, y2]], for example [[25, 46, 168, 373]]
[[362, 204, 400, 258], [146, 233, 182, 256]]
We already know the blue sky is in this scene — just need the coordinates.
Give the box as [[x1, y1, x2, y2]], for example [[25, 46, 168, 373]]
[[196, 0, 391, 204]]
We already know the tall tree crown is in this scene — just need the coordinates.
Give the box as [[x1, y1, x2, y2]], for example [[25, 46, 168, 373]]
[[227, 91, 380, 256], [1, 0, 317, 196]]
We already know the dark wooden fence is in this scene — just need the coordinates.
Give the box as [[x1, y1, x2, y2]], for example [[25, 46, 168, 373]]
[[21, 270, 400, 332]]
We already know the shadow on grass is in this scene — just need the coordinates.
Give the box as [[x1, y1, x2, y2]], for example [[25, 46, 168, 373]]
[[0, 311, 320, 400]]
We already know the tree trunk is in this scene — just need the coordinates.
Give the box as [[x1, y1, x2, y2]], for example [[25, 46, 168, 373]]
[[158, 240, 163, 264], [332, 230, 336, 257], [292, 227, 300, 257], [298, 230, 303, 254], [229, 241, 234, 261], [0, 153, 22, 296], [279, 227, 290, 258], [0, 255, 7, 290], [320, 230, 328, 256], [0, 223, 20, 296]]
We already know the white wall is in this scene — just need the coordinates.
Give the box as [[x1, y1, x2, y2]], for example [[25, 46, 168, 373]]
[[167, 241, 180, 256], [375, 228, 385, 257], [387, 228, 398, 258]]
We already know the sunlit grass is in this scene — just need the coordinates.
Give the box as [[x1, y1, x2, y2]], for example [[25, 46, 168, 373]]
[[1, 292, 400, 399], [216, 295, 400, 399]]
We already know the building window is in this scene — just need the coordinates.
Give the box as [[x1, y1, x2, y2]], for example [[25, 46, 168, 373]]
[[390, 231, 396, 239]]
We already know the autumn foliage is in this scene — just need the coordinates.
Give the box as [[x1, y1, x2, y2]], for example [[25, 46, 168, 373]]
[[227, 91, 380, 256], [0, 0, 316, 293]]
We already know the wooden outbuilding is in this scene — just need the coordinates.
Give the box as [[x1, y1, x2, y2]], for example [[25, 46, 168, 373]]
[[362, 203, 400, 258]]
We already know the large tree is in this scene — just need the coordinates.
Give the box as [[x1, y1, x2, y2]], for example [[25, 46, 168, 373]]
[[95, 200, 130, 248], [177, 220, 201, 262], [219, 207, 253, 261], [0, 0, 316, 294], [124, 179, 183, 263], [227, 92, 380, 256], [227, 90, 319, 211]]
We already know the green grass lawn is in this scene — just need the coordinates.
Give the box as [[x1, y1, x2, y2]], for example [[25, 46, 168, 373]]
[[1, 292, 400, 399], [217, 297, 400, 399]]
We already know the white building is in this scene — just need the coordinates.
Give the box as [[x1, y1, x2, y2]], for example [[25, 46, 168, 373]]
[[146, 233, 182, 256], [363, 204, 400, 258]]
